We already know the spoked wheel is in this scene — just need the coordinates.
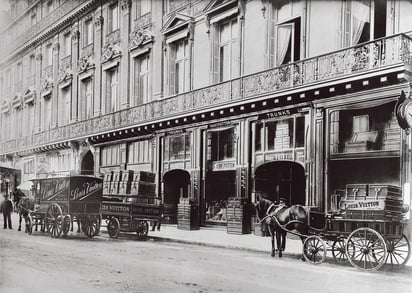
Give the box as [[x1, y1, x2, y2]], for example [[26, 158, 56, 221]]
[[107, 217, 120, 239], [346, 227, 387, 271], [332, 236, 349, 264], [303, 235, 327, 264], [62, 215, 71, 236], [46, 203, 63, 238], [81, 215, 100, 238], [385, 234, 410, 268], [136, 220, 149, 240]]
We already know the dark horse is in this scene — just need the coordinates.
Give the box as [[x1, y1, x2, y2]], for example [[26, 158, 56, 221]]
[[16, 196, 35, 233], [255, 195, 309, 258]]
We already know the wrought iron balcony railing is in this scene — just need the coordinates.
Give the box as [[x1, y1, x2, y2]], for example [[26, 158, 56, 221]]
[[1, 33, 412, 154]]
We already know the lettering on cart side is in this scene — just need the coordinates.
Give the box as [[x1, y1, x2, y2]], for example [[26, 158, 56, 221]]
[[71, 181, 103, 200]]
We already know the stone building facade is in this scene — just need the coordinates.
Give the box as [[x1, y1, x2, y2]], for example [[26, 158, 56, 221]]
[[1, 0, 412, 233]]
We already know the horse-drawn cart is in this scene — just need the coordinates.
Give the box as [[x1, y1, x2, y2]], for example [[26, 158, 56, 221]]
[[303, 184, 410, 271], [258, 184, 410, 271], [29, 175, 103, 238], [101, 170, 161, 240]]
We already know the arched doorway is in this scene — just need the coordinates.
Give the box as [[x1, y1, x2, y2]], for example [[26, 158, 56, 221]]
[[255, 161, 305, 205], [163, 169, 191, 224], [81, 151, 94, 175]]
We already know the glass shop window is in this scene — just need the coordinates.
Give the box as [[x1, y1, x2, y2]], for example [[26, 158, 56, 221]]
[[211, 128, 235, 161]]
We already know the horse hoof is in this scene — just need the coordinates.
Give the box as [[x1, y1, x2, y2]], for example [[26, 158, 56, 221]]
[[18, 228, 21, 231]]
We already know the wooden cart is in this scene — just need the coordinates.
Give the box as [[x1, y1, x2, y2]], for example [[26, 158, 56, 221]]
[[101, 170, 161, 240], [29, 175, 103, 238], [301, 184, 410, 271]]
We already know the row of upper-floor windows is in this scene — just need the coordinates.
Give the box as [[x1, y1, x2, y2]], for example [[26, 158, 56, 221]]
[[0, 0, 410, 120]]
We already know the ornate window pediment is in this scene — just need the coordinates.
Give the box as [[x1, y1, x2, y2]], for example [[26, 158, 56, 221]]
[[129, 29, 154, 50], [23, 87, 36, 105], [204, 0, 239, 17], [1, 100, 10, 113], [41, 78, 54, 95], [12, 94, 23, 109], [161, 13, 193, 35], [102, 42, 122, 63]]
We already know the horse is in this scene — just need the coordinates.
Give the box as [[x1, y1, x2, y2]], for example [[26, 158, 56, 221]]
[[255, 195, 309, 258], [16, 196, 35, 233]]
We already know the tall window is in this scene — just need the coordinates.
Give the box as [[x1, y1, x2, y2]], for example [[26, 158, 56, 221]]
[[43, 95, 52, 130], [106, 67, 119, 113], [136, 0, 151, 17], [29, 55, 36, 77], [218, 18, 239, 82], [170, 39, 190, 94], [63, 33, 71, 57], [60, 86, 71, 125], [84, 78, 93, 119], [276, 17, 301, 66], [46, 44, 53, 66], [17, 63, 23, 84], [108, 3, 119, 33], [133, 54, 150, 105], [25, 103, 35, 136], [84, 19, 93, 46]]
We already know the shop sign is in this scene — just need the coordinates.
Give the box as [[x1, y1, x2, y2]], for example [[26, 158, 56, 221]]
[[339, 199, 385, 211], [259, 108, 298, 120], [212, 160, 236, 171], [267, 152, 293, 161], [166, 129, 185, 135]]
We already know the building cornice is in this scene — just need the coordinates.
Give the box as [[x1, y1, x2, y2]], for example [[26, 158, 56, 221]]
[[0, 0, 98, 66]]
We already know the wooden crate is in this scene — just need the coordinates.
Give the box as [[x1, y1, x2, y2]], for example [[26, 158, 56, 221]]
[[368, 184, 402, 199], [129, 181, 156, 196], [131, 171, 156, 183]]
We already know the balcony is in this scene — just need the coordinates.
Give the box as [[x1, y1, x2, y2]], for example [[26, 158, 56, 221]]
[[1, 33, 412, 155]]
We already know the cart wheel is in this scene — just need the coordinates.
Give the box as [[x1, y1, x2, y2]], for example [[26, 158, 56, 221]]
[[332, 236, 349, 263], [385, 234, 411, 268], [82, 215, 100, 238], [136, 221, 149, 240], [62, 215, 71, 236], [46, 203, 63, 238], [346, 227, 387, 271], [107, 217, 120, 239], [303, 235, 327, 264]]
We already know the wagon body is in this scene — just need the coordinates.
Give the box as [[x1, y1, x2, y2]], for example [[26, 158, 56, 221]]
[[302, 184, 410, 271], [29, 175, 103, 238], [101, 170, 161, 239]]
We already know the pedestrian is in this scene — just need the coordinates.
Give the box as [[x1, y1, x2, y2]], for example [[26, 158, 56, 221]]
[[0, 193, 13, 229], [151, 199, 164, 231]]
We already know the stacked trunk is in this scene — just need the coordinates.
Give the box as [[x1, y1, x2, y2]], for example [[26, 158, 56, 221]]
[[226, 198, 251, 235], [177, 198, 199, 230]]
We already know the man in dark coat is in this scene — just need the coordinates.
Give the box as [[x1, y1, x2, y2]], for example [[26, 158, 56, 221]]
[[1, 193, 13, 229]]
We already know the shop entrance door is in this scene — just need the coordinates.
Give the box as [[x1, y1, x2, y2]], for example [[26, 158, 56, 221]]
[[205, 170, 236, 226], [255, 161, 305, 205], [163, 169, 190, 224]]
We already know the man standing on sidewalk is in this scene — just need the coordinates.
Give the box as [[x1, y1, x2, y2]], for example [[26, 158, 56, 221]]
[[0, 193, 13, 229]]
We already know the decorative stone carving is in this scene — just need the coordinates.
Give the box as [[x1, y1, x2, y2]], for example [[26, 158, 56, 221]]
[[58, 67, 72, 83], [41, 78, 53, 92], [78, 55, 95, 73], [129, 29, 154, 50], [71, 30, 80, 41], [101, 42, 121, 63], [53, 42, 60, 52], [120, 0, 131, 10], [94, 15, 103, 28]]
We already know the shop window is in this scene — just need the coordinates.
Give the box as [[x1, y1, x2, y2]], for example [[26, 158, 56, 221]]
[[101, 144, 120, 166], [211, 128, 235, 161], [255, 115, 306, 153], [165, 134, 191, 161], [128, 140, 152, 164], [329, 102, 400, 155]]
